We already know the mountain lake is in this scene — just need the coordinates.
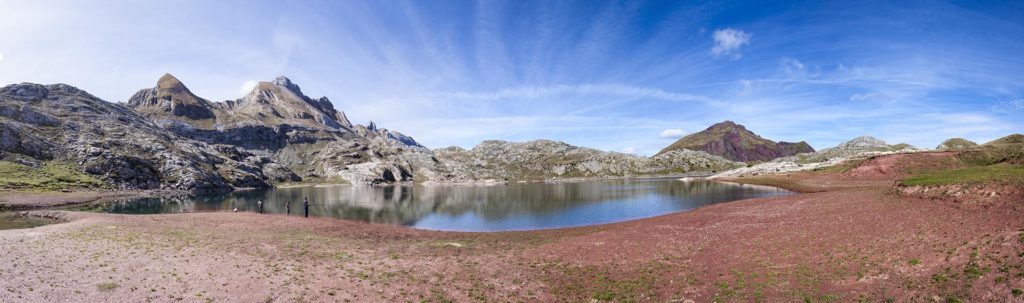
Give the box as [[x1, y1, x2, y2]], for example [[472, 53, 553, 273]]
[[72, 178, 792, 232]]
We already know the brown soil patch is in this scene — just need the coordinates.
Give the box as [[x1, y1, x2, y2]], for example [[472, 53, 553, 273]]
[[844, 151, 960, 179]]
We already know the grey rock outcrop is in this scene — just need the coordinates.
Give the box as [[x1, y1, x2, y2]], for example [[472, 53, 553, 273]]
[[125, 74, 427, 186], [0, 83, 271, 191], [409, 140, 742, 183]]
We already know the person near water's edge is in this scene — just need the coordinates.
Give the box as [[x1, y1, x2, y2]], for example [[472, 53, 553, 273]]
[[257, 200, 263, 214], [286, 200, 291, 215], [303, 197, 309, 218]]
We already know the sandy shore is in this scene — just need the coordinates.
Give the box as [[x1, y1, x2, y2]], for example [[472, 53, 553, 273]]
[[0, 190, 181, 211], [1, 152, 1023, 302]]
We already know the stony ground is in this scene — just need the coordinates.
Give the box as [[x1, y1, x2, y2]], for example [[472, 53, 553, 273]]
[[2, 152, 1023, 302]]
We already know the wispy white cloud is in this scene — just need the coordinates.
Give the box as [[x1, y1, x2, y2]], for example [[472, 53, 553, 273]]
[[659, 128, 686, 139], [432, 84, 718, 103], [780, 57, 805, 75], [779, 57, 820, 78], [238, 80, 257, 96], [711, 28, 751, 59], [849, 92, 888, 101], [991, 98, 1024, 116], [0, 1, 1021, 155]]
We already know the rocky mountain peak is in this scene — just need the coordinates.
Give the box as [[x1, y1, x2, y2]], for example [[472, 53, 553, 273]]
[[711, 120, 740, 128], [128, 74, 215, 120], [656, 120, 814, 162], [272, 76, 303, 95], [836, 136, 888, 150], [1, 83, 50, 101], [157, 73, 183, 88]]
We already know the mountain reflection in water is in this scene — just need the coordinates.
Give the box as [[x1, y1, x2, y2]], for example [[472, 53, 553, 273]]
[[91, 179, 791, 231]]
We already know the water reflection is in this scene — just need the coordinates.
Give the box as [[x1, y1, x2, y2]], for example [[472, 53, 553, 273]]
[[89, 179, 791, 231]]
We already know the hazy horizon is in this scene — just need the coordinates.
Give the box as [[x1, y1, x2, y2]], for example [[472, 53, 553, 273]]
[[1, 0, 1021, 154]]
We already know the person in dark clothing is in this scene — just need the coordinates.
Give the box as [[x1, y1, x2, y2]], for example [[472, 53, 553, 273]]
[[303, 197, 309, 218], [286, 200, 291, 215], [257, 200, 264, 214]]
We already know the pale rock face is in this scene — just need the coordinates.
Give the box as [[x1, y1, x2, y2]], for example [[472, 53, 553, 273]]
[[328, 161, 414, 185], [712, 135, 919, 178], [408, 140, 742, 183], [127, 73, 216, 120], [835, 136, 889, 150]]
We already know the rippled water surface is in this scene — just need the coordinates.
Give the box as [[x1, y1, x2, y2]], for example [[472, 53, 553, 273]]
[[89, 179, 791, 231]]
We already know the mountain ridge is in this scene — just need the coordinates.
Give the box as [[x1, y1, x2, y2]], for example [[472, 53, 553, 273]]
[[655, 120, 814, 162], [2, 76, 739, 191]]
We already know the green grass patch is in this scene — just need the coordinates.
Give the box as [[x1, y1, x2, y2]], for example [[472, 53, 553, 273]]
[[97, 282, 118, 292], [0, 160, 105, 191], [900, 164, 1024, 186], [0, 213, 59, 230]]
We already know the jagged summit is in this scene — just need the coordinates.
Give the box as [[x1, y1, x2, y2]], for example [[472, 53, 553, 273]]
[[656, 120, 814, 162], [271, 76, 303, 95], [127, 74, 357, 130], [157, 73, 184, 88], [128, 73, 215, 120], [234, 76, 353, 129]]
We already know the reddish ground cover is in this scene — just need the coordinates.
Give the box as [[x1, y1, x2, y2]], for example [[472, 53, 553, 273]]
[[1, 152, 1022, 302]]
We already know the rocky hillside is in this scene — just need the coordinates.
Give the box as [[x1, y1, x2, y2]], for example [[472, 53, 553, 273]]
[[412, 140, 742, 182], [0, 83, 272, 191], [983, 134, 1024, 147], [2, 76, 737, 191], [0, 75, 434, 191], [126, 74, 428, 186], [656, 121, 813, 162], [788, 136, 917, 164], [713, 135, 919, 178], [936, 138, 979, 150]]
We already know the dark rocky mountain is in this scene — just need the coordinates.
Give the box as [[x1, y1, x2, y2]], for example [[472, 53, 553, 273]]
[[0, 83, 271, 191], [655, 121, 814, 162]]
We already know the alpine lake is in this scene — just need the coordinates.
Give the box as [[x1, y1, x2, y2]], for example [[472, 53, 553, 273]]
[[73, 178, 791, 232]]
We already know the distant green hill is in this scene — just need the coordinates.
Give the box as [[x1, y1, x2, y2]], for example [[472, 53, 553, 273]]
[[935, 138, 979, 150]]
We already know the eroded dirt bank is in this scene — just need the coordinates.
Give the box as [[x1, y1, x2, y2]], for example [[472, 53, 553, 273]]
[[2, 152, 1023, 302]]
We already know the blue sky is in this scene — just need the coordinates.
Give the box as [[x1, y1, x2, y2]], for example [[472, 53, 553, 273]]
[[1, 0, 1022, 155]]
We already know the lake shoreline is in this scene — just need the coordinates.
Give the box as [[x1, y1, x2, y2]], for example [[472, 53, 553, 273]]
[[0, 171, 723, 211], [2, 152, 1022, 301], [0, 189, 186, 211]]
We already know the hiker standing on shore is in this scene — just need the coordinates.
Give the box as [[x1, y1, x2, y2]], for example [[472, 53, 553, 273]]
[[257, 200, 264, 214], [286, 200, 291, 215], [303, 197, 309, 218]]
